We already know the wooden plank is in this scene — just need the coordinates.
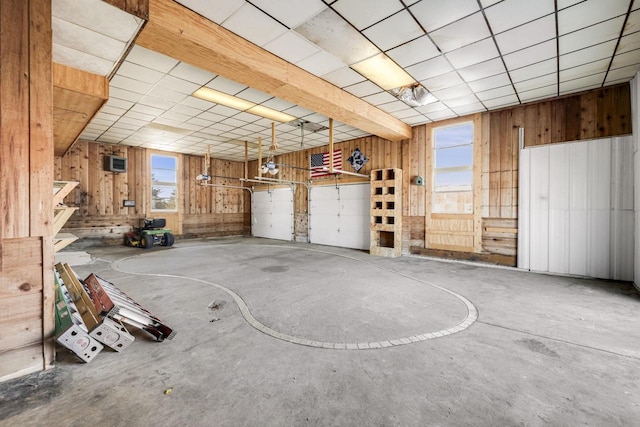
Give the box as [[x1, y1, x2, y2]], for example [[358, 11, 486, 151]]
[[0, 293, 42, 323], [137, 0, 410, 142], [410, 245, 516, 267], [0, 344, 44, 383], [0, 318, 42, 352], [102, 0, 149, 20], [0, 0, 30, 239]]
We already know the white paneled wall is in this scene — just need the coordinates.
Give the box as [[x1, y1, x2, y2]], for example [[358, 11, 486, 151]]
[[309, 184, 370, 250], [633, 75, 640, 289], [518, 137, 634, 281], [252, 188, 294, 241]]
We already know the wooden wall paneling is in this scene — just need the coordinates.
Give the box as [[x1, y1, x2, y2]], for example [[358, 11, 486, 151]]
[[488, 112, 501, 217], [537, 101, 551, 146], [473, 114, 483, 252], [0, 0, 30, 239], [481, 113, 491, 218], [424, 123, 434, 246], [580, 91, 597, 140], [499, 110, 513, 218], [523, 104, 538, 147], [564, 95, 582, 141], [550, 99, 566, 143]]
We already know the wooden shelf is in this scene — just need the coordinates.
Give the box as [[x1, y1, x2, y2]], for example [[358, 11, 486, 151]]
[[53, 181, 79, 253], [370, 168, 402, 257]]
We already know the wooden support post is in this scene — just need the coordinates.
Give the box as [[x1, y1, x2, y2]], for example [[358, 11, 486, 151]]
[[329, 118, 334, 174], [258, 137, 263, 178], [244, 141, 248, 180], [271, 122, 277, 151]]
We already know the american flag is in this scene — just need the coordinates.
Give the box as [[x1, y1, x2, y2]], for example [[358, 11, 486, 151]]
[[310, 149, 342, 178]]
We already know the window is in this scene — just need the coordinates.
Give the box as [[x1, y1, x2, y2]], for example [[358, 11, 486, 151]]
[[433, 122, 474, 213], [151, 155, 177, 211]]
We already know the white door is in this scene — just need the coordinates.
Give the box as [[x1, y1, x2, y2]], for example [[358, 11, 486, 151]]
[[309, 184, 370, 250], [252, 188, 293, 241], [518, 137, 634, 280]]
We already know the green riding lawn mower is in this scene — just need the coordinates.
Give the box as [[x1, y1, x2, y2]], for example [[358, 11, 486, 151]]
[[124, 218, 175, 249]]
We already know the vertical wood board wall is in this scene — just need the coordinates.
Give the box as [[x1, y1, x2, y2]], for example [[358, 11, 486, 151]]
[[0, 0, 54, 382]]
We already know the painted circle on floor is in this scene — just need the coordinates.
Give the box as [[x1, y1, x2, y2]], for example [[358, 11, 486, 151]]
[[112, 242, 478, 350]]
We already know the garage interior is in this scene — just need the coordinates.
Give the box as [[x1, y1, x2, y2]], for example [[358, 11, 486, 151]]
[[1, 0, 640, 425]]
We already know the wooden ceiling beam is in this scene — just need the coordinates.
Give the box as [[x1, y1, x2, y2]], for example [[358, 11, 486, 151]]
[[136, 0, 412, 142], [52, 63, 109, 156]]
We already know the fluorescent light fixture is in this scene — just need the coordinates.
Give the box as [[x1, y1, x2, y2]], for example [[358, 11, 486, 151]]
[[390, 83, 437, 107], [193, 87, 297, 123], [351, 53, 415, 90], [193, 87, 254, 110], [246, 105, 296, 123]]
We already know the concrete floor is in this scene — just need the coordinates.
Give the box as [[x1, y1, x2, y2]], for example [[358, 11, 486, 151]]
[[1, 237, 639, 426]]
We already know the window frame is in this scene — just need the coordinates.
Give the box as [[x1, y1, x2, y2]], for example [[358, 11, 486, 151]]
[[432, 121, 474, 213], [150, 154, 178, 212]]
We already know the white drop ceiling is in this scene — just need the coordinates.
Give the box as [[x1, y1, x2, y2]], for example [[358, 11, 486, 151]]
[[53, 0, 640, 161]]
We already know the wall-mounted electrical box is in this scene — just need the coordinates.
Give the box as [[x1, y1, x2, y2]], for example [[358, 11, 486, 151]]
[[105, 155, 127, 173], [414, 176, 425, 186]]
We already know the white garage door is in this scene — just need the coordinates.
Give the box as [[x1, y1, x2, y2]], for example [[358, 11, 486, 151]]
[[518, 137, 634, 280], [309, 184, 370, 250], [252, 188, 293, 241]]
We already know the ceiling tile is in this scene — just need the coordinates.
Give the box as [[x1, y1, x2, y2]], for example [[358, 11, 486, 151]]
[[322, 67, 366, 88], [260, 98, 296, 111], [170, 104, 203, 117], [378, 100, 409, 113], [467, 73, 512, 92], [458, 58, 506, 82], [617, 31, 640, 55], [206, 76, 247, 95], [139, 96, 175, 111], [557, 0, 583, 9], [484, 0, 554, 34], [222, 3, 288, 47], [410, 0, 480, 32], [421, 72, 464, 92], [514, 74, 557, 92], [53, 0, 142, 43], [445, 38, 499, 69], [105, 98, 134, 110], [362, 10, 424, 51], [605, 64, 640, 83], [560, 41, 616, 70], [236, 88, 273, 104], [126, 45, 178, 73], [560, 59, 610, 81], [518, 85, 557, 102], [175, 0, 244, 24], [386, 36, 441, 68], [53, 44, 114, 76], [147, 86, 189, 103], [558, 0, 629, 36], [362, 91, 398, 106], [494, 15, 556, 55], [250, 0, 327, 28], [264, 30, 321, 64], [451, 101, 486, 115], [332, 0, 404, 30], [445, 93, 480, 107], [510, 59, 557, 83], [426, 108, 457, 121], [295, 9, 379, 65], [431, 12, 491, 53], [180, 96, 216, 111], [169, 62, 217, 85], [476, 85, 516, 101], [432, 84, 473, 101], [110, 75, 154, 94], [343, 80, 384, 97], [296, 50, 345, 76], [53, 17, 125, 62], [408, 55, 454, 81], [623, 9, 640, 35], [559, 73, 606, 94], [480, 0, 502, 7], [559, 17, 624, 54], [117, 61, 165, 85], [503, 40, 557, 70], [109, 87, 143, 103], [391, 108, 421, 119], [402, 115, 430, 126], [157, 75, 201, 95], [611, 49, 640, 69]]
